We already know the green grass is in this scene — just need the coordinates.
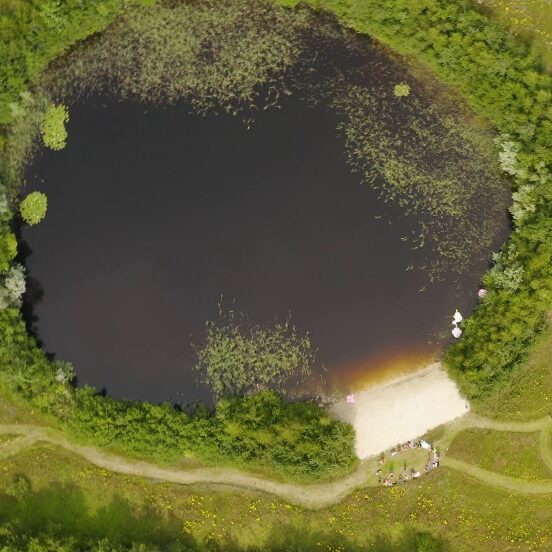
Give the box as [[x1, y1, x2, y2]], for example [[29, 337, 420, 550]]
[[0, 388, 59, 427], [447, 429, 552, 481], [0, 442, 551, 550]]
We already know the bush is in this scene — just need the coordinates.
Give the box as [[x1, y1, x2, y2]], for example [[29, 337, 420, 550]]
[[5, 475, 31, 502], [0, 264, 26, 308], [415, 531, 443, 552], [65, 388, 356, 478], [393, 82, 411, 97], [0, 232, 17, 273]]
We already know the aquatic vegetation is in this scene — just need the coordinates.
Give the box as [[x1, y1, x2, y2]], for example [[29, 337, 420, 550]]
[[195, 310, 314, 399], [40, 104, 69, 150], [327, 81, 506, 272], [19, 191, 48, 226], [48, 0, 310, 114], [393, 82, 411, 97]]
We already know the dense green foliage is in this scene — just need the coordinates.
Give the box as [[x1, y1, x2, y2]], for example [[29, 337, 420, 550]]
[[195, 312, 314, 398], [0, 0, 151, 126], [20, 191, 47, 225], [67, 389, 355, 477], [278, 0, 552, 399], [40, 104, 69, 150], [0, 232, 16, 273]]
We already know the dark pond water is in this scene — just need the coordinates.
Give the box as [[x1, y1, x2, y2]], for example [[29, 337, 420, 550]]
[[23, 93, 506, 403]]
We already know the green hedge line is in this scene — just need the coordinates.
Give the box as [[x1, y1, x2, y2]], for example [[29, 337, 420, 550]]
[[278, 0, 552, 400]]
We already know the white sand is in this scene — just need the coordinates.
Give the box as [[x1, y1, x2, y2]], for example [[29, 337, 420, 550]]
[[330, 363, 469, 459]]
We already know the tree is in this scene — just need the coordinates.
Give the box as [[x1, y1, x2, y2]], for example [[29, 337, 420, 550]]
[[41, 104, 69, 150], [20, 191, 48, 225], [0, 263, 26, 308], [195, 309, 314, 398], [0, 231, 17, 272]]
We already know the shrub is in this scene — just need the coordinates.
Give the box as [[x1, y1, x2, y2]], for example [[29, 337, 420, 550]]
[[5, 475, 31, 502], [0, 232, 17, 273], [66, 388, 356, 478], [0, 264, 26, 308]]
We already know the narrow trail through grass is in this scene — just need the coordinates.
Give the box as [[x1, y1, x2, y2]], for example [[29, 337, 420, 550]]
[[1, 413, 551, 508]]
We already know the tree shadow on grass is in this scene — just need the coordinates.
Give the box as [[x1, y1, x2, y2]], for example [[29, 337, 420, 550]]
[[0, 482, 445, 551]]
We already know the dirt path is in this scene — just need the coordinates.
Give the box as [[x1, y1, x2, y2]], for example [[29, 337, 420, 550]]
[[441, 457, 552, 494], [0, 424, 370, 509], [434, 413, 551, 450], [1, 415, 551, 508]]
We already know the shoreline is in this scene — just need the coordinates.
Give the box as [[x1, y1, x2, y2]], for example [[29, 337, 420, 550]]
[[330, 362, 469, 459]]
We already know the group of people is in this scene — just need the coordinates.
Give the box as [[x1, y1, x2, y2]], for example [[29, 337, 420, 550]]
[[376, 439, 440, 487]]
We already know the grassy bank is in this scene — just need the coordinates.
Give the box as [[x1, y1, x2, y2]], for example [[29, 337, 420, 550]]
[[0, 426, 551, 551]]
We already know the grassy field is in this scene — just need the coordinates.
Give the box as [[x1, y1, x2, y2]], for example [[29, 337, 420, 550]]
[[447, 429, 551, 481], [1, 441, 552, 551], [474, 0, 552, 68]]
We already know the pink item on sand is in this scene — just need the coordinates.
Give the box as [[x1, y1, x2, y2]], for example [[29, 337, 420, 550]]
[[346, 394, 356, 404]]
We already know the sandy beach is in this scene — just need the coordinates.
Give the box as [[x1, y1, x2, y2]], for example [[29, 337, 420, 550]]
[[331, 363, 469, 459]]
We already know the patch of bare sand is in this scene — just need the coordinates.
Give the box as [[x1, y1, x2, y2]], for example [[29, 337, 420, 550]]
[[331, 362, 469, 458]]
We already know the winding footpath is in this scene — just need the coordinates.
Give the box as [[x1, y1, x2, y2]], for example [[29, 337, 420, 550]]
[[0, 414, 551, 509]]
